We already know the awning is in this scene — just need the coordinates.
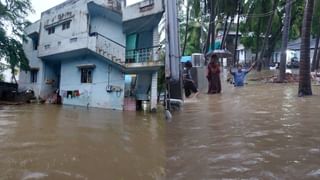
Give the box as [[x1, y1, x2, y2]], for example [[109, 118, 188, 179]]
[[76, 64, 96, 69], [30, 67, 40, 70]]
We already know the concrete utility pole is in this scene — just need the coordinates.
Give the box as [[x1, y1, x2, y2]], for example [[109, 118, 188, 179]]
[[165, 0, 183, 100]]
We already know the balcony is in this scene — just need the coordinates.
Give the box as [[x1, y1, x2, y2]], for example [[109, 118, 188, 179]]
[[25, 21, 40, 40], [38, 32, 162, 72], [38, 33, 89, 58], [92, 33, 163, 71], [122, 0, 164, 33], [125, 46, 163, 68]]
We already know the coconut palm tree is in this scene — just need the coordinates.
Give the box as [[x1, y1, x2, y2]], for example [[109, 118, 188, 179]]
[[279, 0, 292, 82], [298, 0, 314, 96]]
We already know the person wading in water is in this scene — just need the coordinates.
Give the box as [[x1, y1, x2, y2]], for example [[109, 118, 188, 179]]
[[229, 62, 256, 87], [183, 61, 199, 98], [207, 54, 222, 94]]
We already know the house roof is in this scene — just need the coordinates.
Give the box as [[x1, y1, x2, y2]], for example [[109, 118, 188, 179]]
[[287, 38, 318, 50]]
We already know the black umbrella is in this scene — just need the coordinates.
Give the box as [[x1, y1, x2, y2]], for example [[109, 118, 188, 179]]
[[206, 49, 233, 58]]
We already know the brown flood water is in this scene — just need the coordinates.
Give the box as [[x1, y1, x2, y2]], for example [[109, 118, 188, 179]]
[[0, 105, 165, 179], [167, 79, 320, 180], [1, 70, 320, 180]]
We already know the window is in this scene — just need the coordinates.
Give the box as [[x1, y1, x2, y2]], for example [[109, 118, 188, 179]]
[[44, 44, 51, 49], [48, 27, 55, 35], [30, 69, 38, 83], [81, 68, 93, 83], [32, 39, 39, 50], [62, 21, 70, 30]]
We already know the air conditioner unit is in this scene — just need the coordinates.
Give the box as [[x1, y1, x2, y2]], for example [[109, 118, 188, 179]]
[[191, 53, 204, 67]]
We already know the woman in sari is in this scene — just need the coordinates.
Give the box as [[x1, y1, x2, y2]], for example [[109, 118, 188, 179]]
[[207, 55, 221, 94]]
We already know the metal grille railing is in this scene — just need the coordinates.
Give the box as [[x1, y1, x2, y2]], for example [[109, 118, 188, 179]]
[[125, 46, 161, 63], [91, 32, 126, 64]]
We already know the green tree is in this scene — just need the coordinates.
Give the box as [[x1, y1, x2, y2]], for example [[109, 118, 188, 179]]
[[179, 0, 202, 56], [0, 0, 33, 83], [240, 0, 274, 67]]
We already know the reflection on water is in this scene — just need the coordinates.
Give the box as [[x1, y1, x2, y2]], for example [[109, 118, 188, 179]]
[[167, 81, 320, 180], [0, 105, 165, 179]]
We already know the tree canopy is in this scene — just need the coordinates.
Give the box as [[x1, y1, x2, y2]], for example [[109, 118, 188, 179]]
[[0, 0, 33, 82]]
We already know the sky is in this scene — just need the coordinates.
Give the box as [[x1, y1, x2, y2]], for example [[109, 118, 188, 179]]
[[27, 0, 142, 22]]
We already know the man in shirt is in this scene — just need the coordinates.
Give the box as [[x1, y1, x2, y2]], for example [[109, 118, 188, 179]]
[[229, 62, 256, 87]]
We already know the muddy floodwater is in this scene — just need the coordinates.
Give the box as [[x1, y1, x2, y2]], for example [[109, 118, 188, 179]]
[[2, 74, 320, 180], [0, 105, 165, 179], [167, 81, 320, 180]]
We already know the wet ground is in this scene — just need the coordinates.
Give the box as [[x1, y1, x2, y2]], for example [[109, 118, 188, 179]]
[[167, 79, 320, 179], [0, 105, 165, 179]]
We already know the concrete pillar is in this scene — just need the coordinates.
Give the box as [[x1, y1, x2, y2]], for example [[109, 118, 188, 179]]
[[150, 72, 158, 112]]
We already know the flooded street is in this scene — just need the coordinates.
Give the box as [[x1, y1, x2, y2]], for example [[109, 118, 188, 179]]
[[167, 81, 320, 180], [0, 105, 165, 179], [2, 77, 320, 180]]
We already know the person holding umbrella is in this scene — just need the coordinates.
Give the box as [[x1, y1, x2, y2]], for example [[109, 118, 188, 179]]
[[205, 49, 231, 94], [207, 54, 221, 94]]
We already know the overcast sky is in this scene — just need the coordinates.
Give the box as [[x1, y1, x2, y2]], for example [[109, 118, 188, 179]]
[[27, 0, 142, 22]]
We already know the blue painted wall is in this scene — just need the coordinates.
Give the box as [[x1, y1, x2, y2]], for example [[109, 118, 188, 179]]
[[60, 56, 125, 110]]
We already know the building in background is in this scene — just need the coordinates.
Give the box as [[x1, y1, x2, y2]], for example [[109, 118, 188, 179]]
[[272, 38, 317, 64], [19, 0, 164, 111]]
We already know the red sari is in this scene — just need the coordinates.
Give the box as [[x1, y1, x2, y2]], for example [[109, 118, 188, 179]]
[[207, 62, 221, 94]]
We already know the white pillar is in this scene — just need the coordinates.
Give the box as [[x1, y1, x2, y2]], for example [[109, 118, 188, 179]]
[[150, 72, 158, 112]]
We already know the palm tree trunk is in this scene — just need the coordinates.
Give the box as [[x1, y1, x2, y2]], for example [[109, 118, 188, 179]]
[[10, 67, 17, 84], [182, 1, 191, 56], [233, 0, 241, 66], [222, 17, 234, 50], [256, 20, 262, 71], [220, 15, 229, 49], [210, 0, 216, 50], [311, 17, 320, 71], [298, 0, 314, 96], [205, 0, 215, 54], [316, 45, 320, 70], [311, 33, 320, 72], [279, 0, 292, 82]]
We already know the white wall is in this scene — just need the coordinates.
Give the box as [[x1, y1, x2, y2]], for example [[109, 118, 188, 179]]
[[91, 16, 126, 45], [123, 0, 164, 22], [38, 0, 89, 57]]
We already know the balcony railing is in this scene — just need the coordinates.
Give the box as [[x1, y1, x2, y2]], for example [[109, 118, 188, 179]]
[[107, 0, 122, 12], [125, 46, 161, 64], [139, 0, 155, 12], [91, 32, 126, 64]]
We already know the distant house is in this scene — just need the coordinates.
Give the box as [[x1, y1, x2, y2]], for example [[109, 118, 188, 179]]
[[19, 0, 164, 111], [236, 44, 254, 65], [272, 38, 318, 63], [215, 30, 254, 66]]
